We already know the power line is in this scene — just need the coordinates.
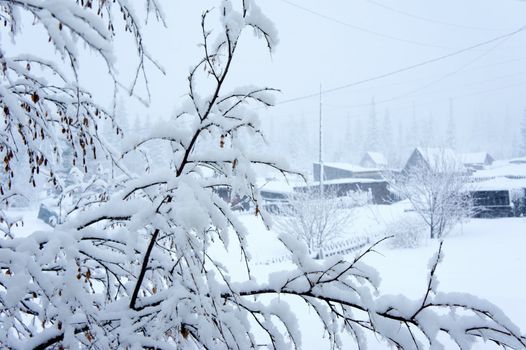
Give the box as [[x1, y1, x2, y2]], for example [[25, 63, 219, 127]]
[[362, 0, 505, 32], [344, 33, 513, 108], [313, 56, 526, 103], [462, 56, 526, 72], [278, 0, 449, 49], [324, 71, 526, 111], [316, 55, 526, 100], [276, 24, 526, 106], [275, 80, 526, 124], [386, 80, 526, 115]]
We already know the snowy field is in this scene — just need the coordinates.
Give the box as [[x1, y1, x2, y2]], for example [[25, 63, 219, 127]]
[[211, 206, 526, 349], [7, 205, 526, 349], [364, 218, 526, 349]]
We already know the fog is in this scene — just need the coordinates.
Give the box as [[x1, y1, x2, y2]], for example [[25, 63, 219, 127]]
[[79, 0, 526, 172]]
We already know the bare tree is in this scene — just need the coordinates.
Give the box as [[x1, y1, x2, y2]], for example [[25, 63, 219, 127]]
[[0, 2, 524, 349], [388, 149, 473, 239], [274, 187, 368, 256]]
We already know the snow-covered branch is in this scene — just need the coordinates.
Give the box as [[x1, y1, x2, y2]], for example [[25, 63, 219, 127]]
[[0, 1, 524, 349], [0, 0, 163, 203]]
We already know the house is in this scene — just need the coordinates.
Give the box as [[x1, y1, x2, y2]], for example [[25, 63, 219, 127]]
[[297, 178, 396, 205], [403, 147, 465, 174], [460, 152, 494, 171], [310, 162, 395, 204], [468, 177, 526, 218], [313, 162, 384, 182], [360, 152, 388, 169], [468, 159, 526, 217], [470, 190, 514, 218]]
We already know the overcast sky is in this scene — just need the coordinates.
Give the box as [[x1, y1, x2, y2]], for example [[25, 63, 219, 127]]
[[60, 0, 526, 163], [126, 0, 525, 131]]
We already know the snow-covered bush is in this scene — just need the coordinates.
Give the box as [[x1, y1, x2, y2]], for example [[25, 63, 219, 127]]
[[0, 1, 525, 349], [386, 214, 427, 249], [274, 187, 366, 255], [339, 188, 372, 209], [511, 188, 526, 217]]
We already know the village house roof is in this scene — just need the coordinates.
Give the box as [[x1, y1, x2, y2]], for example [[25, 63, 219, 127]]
[[460, 152, 494, 166], [404, 147, 465, 173], [360, 152, 388, 168]]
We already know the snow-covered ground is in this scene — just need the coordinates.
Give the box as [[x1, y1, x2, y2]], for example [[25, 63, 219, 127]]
[[7, 205, 526, 349], [364, 218, 526, 349], [225, 208, 526, 349]]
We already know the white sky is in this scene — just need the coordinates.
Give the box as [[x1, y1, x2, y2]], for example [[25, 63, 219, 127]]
[[253, 0, 526, 124], [11, 0, 524, 161], [124, 0, 526, 138]]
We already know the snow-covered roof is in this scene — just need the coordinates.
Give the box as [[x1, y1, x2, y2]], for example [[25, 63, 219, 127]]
[[460, 152, 493, 165], [469, 177, 526, 191], [472, 161, 526, 179], [257, 179, 295, 194], [508, 156, 526, 164], [414, 147, 465, 172], [309, 178, 385, 186], [362, 152, 387, 166], [315, 162, 381, 173]]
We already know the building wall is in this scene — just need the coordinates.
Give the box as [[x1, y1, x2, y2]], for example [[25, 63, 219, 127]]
[[313, 163, 384, 181], [297, 181, 396, 205], [313, 163, 354, 181]]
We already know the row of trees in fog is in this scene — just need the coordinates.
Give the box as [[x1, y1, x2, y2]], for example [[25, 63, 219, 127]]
[[266, 100, 526, 171]]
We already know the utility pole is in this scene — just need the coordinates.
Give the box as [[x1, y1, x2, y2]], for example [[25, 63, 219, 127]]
[[319, 84, 324, 198]]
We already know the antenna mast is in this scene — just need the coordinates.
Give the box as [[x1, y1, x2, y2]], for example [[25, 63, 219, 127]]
[[319, 84, 324, 198]]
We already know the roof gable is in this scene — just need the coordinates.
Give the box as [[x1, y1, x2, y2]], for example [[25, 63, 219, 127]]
[[405, 147, 465, 173], [361, 152, 387, 167]]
